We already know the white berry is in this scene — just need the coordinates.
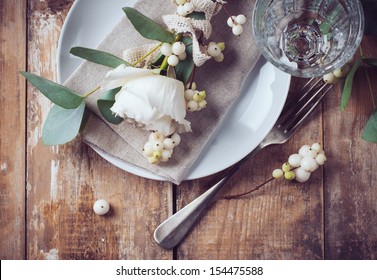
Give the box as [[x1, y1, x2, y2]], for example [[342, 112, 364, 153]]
[[177, 5, 186, 16], [300, 156, 318, 172], [227, 16, 236, 27], [232, 24, 243, 36], [311, 142, 322, 152], [207, 43, 221, 57], [333, 64, 350, 78], [172, 41, 186, 55], [171, 133, 181, 146], [294, 167, 311, 183], [163, 138, 175, 150], [288, 153, 303, 168], [323, 72, 338, 84], [298, 145, 311, 157], [167, 55, 179, 66], [160, 43, 172, 56], [184, 89, 195, 100], [149, 131, 164, 142], [183, 2, 194, 14], [272, 169, 284, 179], [161, 149, 173, 162], [152, 140, 164, 152], [93, 199, 110, 215], [143, 142, 154, 156], [187, 100, 199, 111], [315, 153, 327, 165], [178, 52, 187, 60], [236, 14, 247, 25]]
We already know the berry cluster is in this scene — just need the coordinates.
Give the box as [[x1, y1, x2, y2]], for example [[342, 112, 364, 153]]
[[175, 0, 194, 16], [272, 143, 327, 183], [207, 41, 225, 62], [142, 132, 181, 164], [323, 64, 351, 84], [184, 83, 207, 112], [161, 41, 187, 67], [227, 14, 247, 35]]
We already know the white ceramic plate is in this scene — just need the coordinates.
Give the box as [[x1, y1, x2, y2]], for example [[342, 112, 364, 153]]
[[57, 0, 291, 181]]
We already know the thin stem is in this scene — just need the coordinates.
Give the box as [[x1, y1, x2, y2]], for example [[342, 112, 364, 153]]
[[82, 86, 101, 98], [223, 178, 275, 200], [132, 42, 163, 67]]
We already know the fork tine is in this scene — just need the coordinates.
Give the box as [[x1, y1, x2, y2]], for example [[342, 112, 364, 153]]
[[279, 77, 322, 120], [277, 79, 332, 134]]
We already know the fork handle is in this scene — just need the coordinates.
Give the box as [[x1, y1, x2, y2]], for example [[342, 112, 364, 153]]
[[154, 146, 263, 249]]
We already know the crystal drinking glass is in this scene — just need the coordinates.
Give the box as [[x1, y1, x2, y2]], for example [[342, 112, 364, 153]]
[[252, 0, 364, 77]]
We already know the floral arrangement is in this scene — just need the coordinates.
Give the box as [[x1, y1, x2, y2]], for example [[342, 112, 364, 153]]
[[21, 0, 247, 164]]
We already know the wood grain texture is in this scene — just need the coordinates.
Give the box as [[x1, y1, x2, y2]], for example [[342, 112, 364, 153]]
[[0, 0, 27, 260], [176, 78, 325, 259], [323, 37, 377, 259], [2, 0, 377, 260], [25, 0, 172, 260]]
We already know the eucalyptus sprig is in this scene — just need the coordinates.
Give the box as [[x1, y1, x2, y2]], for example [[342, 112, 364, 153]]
[[339, 0, 377, 143], [21, 7, 189, 145]]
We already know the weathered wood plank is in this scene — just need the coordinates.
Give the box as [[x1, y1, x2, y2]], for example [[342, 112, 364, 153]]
[[324, 37, 377, 259], [176, 78, 325, 259], [26, 0, 172, 260], [0, 0, 27, 260]]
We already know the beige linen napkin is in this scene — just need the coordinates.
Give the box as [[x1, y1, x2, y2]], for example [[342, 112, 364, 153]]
[[63, 0, 260, 184]]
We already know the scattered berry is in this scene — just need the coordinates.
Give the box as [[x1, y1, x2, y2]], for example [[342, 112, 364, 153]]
[[227, 14, 247, 35], [93, 199, 110, 215], [333, 64, 350, 78]]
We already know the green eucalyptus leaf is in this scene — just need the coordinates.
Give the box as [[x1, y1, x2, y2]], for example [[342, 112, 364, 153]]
[[363, 58, 377, 67], [340, 58, 362, 111], [42, 101, 86, 145], [175, 37, 194, 85], [97, 87, 124, 125], [123, 7, 175, 43], [20, 71, 83, 109], [70, 47, 130, 68], [362, 108, 377, 143]]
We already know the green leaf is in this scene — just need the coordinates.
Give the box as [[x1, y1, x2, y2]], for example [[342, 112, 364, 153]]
[[42, 101, 86, 145], [363, 58, 377, 67], [123, 7, 175, 43], [362, 108, 377, 143], [97, 87, 124, 125], [20, 71, 83, 109], [175, 37, 194, 85], [340, 58, 362, 111], [70, 47, 130, 68]]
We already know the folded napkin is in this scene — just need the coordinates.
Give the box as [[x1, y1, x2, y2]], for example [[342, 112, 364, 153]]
[[63, 0, 260, 184]]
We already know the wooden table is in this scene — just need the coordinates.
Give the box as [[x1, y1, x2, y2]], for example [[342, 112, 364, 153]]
[[1, 0, 377, 260]]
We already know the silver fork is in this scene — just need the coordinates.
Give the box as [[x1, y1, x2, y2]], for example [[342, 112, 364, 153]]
[[154, 77, 332, 249]]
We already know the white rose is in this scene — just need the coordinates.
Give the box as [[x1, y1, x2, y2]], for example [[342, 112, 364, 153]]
[[102, 64, 191, 136]]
